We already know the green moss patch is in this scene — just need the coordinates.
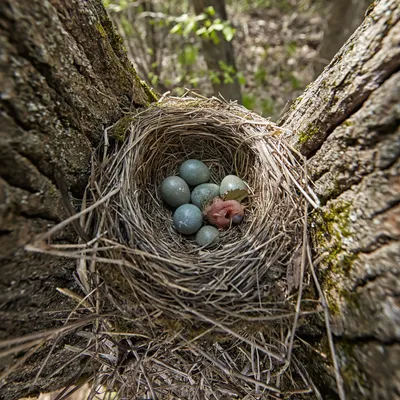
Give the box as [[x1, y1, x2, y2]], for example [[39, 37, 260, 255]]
[[313, 201, 358, 314], [298, 123, 320, 144]]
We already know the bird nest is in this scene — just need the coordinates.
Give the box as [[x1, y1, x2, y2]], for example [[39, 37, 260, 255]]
[[29, 96, 323, 399]]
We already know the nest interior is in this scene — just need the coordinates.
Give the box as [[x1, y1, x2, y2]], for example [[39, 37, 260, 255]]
[[98, 98, 315, 320], [32, 97, 323, 399]]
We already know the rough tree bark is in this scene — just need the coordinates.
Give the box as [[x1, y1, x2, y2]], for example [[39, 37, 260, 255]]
[[0, 0, 399, 399], [280, 0, 400, 398], [0, 0, 154, 399], [191, 0, 242, 102]]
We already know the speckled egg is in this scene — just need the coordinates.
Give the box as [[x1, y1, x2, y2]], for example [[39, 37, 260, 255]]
[[179, 159, 210, 186], [173, 204, 203, 235], [191, 183, 220, 210], [195, 226, 220, 248], [160, 176, 190, 208], [220, 175, 247, 196]]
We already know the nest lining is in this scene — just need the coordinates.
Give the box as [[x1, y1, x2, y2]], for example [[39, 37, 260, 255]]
[[28, 96, 323, 399]]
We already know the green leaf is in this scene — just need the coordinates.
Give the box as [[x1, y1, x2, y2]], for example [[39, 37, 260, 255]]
[[205, 6, 216, 16], [178, 45, 198, 66], [170, 23, 182, 34], [119, 0, 128, 10], [150, 74, 159, 87], [195, 27, 207, 36], [218, 60, 235, 74], [210, 23, 224, 31], [222, 26, 235, 41], [189, 76, 200, 87], [195, 14, 207, 21], [242, 94, 255, 110], [183, 19, 196, 37], [176, 13, 189, 23], [209, 30, 220, 45], [237, 72, 246, 85], [209, 71, 221, 84], [223, 72, 234, 84]]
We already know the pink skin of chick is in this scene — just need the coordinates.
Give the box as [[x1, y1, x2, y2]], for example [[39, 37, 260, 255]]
[[204, 197, 244, 229]]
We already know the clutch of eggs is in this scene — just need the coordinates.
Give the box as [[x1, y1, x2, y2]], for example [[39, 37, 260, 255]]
[[160, 159, 249, 247]]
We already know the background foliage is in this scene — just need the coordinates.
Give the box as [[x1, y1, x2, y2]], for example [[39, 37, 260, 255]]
[[103, 0, 328, 120]]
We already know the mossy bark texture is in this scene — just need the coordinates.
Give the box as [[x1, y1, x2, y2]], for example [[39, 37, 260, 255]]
[[0, 1, 151, 399], [281, 1, 400, 398]]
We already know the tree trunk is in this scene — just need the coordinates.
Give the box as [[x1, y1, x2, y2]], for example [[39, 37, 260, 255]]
[[191, 0, 242, 102], [315, 0, 372, 75], [280, 0, 400, 398], [0, 0, 154, 398], [1, 0, 399, 399]]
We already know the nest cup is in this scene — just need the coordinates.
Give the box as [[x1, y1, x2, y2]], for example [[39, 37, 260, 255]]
[[99, 97, 313, 324], [32, 97, 321, 398]]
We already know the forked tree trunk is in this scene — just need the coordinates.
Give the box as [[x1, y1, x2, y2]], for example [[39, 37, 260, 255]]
[[0, 0, 399, 399]]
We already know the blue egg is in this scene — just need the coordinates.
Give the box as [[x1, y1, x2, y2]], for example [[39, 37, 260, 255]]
[[161, 176, 190, 208], [191, 183, 220, 210], [179, 159, 210, 186], [195, 226, 220, 247], [173, 204, 203, 234]]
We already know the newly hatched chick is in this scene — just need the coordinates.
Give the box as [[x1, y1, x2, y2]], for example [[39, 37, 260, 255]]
[[204, 197, 244, 229]]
